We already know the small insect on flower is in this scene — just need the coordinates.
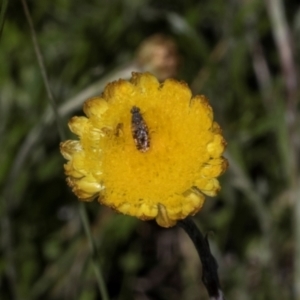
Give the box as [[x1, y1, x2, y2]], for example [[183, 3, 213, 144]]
[[131, 106, 150, 152], [115, 123, 123, 137]]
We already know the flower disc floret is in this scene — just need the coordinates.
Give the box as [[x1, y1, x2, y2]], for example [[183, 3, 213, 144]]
[[60, 72, 227, 227]]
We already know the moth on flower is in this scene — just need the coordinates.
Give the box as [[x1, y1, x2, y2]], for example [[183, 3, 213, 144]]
[[60, 72, 228, 227], [130, 106, 150, 152]]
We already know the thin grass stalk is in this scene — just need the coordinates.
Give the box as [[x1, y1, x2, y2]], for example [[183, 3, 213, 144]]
[[1, 3, 22, 299], [264, 0, 299, 298], [20, 0, 65, 140], [79, 203, 109, 300], [0, 0, 8, 39], [20, 1, 109, 298]]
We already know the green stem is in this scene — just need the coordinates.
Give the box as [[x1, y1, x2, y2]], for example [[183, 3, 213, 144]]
[[20, 0, 110, 298], [0, 0, 8, 39], [20, 0, 65, 140], [79, 203, 109, 300]]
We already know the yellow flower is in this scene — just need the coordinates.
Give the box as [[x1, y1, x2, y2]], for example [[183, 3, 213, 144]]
[[60, 72, 228, 227]]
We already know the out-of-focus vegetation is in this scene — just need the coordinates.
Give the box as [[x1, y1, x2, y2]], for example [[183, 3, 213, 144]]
[[1, 0, 300, 299]]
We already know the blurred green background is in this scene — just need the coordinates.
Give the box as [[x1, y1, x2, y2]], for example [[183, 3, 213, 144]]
[[1, 0, 300, 299]]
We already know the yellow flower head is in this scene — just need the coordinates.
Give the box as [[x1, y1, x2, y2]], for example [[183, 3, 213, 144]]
[[60, 72, 228, 227]]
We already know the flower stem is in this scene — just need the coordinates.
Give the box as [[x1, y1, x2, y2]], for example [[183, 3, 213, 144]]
[[178, 217, 225, 300]]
